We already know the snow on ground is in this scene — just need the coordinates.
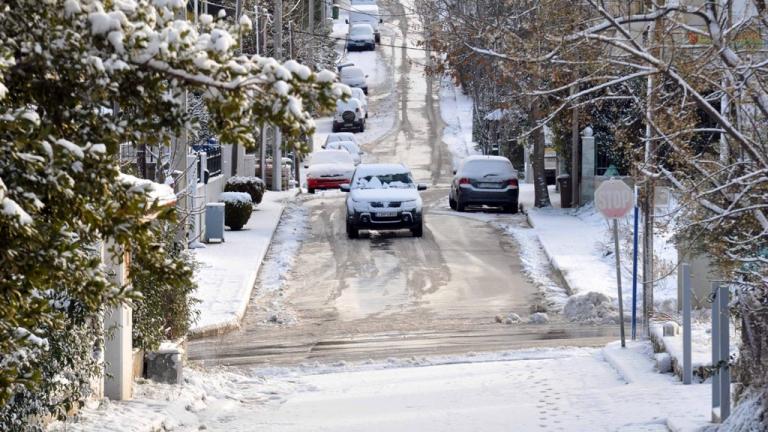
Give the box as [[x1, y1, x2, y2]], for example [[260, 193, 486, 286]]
[[439, 76, 479, 171], [248, 201, 310, 325], [190, 191, 296, 335], [51, 343, 713, 432]]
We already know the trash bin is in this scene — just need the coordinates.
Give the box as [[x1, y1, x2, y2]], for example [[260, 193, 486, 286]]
[[557, 174, 572, 208], [332, 4, 339, 19]]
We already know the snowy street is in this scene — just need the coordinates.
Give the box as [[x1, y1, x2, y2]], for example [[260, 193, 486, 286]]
[[31, 0, 736, 432], [188, 0, 620, 367]]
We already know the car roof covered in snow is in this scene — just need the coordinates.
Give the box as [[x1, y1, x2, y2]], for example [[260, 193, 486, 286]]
[[354, 163, 409, 176], [463, 155, 511, 163]]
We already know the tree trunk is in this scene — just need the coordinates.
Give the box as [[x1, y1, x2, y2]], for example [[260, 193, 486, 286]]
[[529, 100, 551, 208], [725, 287, 768, 429]]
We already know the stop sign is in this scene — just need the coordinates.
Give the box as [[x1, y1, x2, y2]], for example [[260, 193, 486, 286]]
[[594, 179, 633, 219]]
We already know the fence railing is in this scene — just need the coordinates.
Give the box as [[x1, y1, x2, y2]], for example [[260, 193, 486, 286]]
[[196, 146, 222, 183]]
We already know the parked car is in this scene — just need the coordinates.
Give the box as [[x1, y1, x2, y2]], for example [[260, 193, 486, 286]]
[[340, 66, 368, 94], [350, 87, 368, 118], [325, 140, 363, 165], [324, 132, 359, 148], [333, 98, 366, 133], [347, 4, 382, 43], [347, 24, 376, 51], [341, 163, 427, 238], [449, 155, 519, 213], [305, 150, 356, 194]]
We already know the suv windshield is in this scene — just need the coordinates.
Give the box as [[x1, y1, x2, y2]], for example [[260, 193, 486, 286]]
[[352, 171, 413, 189]]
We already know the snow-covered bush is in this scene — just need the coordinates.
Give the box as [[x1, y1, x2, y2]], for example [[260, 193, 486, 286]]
[[222, 192, 253, 230], [225, 176, 266, 204], [0, 0, 343, 427]]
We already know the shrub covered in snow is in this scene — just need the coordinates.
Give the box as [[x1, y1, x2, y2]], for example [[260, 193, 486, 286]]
[[529, 312, 550, 324], [222, 192, 253, 230], [224, 176, 266, 204]]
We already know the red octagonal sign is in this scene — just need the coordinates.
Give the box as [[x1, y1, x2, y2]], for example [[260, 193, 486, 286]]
[[594, 179, 633, 219]]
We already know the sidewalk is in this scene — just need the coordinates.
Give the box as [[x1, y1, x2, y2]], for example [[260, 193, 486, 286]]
[[189, 190, 297, 337], [49, 342, 713, 432]]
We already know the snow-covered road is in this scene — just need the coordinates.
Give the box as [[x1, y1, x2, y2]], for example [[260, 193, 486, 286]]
[[189, 0, 619, 368]]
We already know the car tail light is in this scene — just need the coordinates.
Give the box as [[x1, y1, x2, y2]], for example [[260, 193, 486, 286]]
[[508, 179, 519, 188], [459, 178, 470, 185]]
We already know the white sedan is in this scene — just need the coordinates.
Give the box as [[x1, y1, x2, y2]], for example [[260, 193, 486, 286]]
[[325, 140, 363, 165]]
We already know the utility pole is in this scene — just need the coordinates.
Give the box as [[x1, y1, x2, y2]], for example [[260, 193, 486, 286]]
[[642, 2, 662, 337], [309, 0, 315, 36], [230, 0, 243, 177], [272, 0, 283, 191], [570, 84, 580, 207]]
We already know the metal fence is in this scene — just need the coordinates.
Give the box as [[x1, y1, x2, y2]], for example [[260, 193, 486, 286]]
[[196, 146, 222, 183]]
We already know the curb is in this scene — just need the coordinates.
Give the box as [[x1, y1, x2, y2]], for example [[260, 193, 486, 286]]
[[525, 208, 575, 297], [188, 189, 300, 339]]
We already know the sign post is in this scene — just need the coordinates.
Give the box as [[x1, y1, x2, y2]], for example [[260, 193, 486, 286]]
[[595, 178, 634, 348]]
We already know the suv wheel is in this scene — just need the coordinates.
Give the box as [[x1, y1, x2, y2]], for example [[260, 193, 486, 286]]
[[411, 222, 423, 237], [346, 221, 359, 239], [449, 196, 457, 210]]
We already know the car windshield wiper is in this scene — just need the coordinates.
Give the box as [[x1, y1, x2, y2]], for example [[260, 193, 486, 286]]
[[483, 173, 500, 177]]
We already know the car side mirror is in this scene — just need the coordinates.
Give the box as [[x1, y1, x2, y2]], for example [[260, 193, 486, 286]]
[[340, 184, 351, 192], [452, 170, 457, 175], [303, 163, 309, 169], [379, 19, 383, 23], [417, 184, 427, 191], [345, 19, 349, 24]]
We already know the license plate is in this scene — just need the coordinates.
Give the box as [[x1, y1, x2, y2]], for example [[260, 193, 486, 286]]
[[376, 211, 397, 217], [478, 182, 502, 189]]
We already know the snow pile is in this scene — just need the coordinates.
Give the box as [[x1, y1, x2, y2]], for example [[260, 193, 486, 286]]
[[494, 222, 569, 311], [252, 201, 309, 326], [563, 292, 620, 324], [494, 312, 521, 325], [529, 312, 549, 324]]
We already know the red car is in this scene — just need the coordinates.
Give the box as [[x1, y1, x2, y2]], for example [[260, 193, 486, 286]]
[[305, 150, 356, 194]]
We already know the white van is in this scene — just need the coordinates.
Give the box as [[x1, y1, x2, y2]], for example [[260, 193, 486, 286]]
[[348, 5, 382, 43]]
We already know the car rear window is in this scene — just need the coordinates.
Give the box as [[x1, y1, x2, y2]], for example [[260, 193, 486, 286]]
[[461, 160, 516, 177], [350, 26, 372, 37]]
